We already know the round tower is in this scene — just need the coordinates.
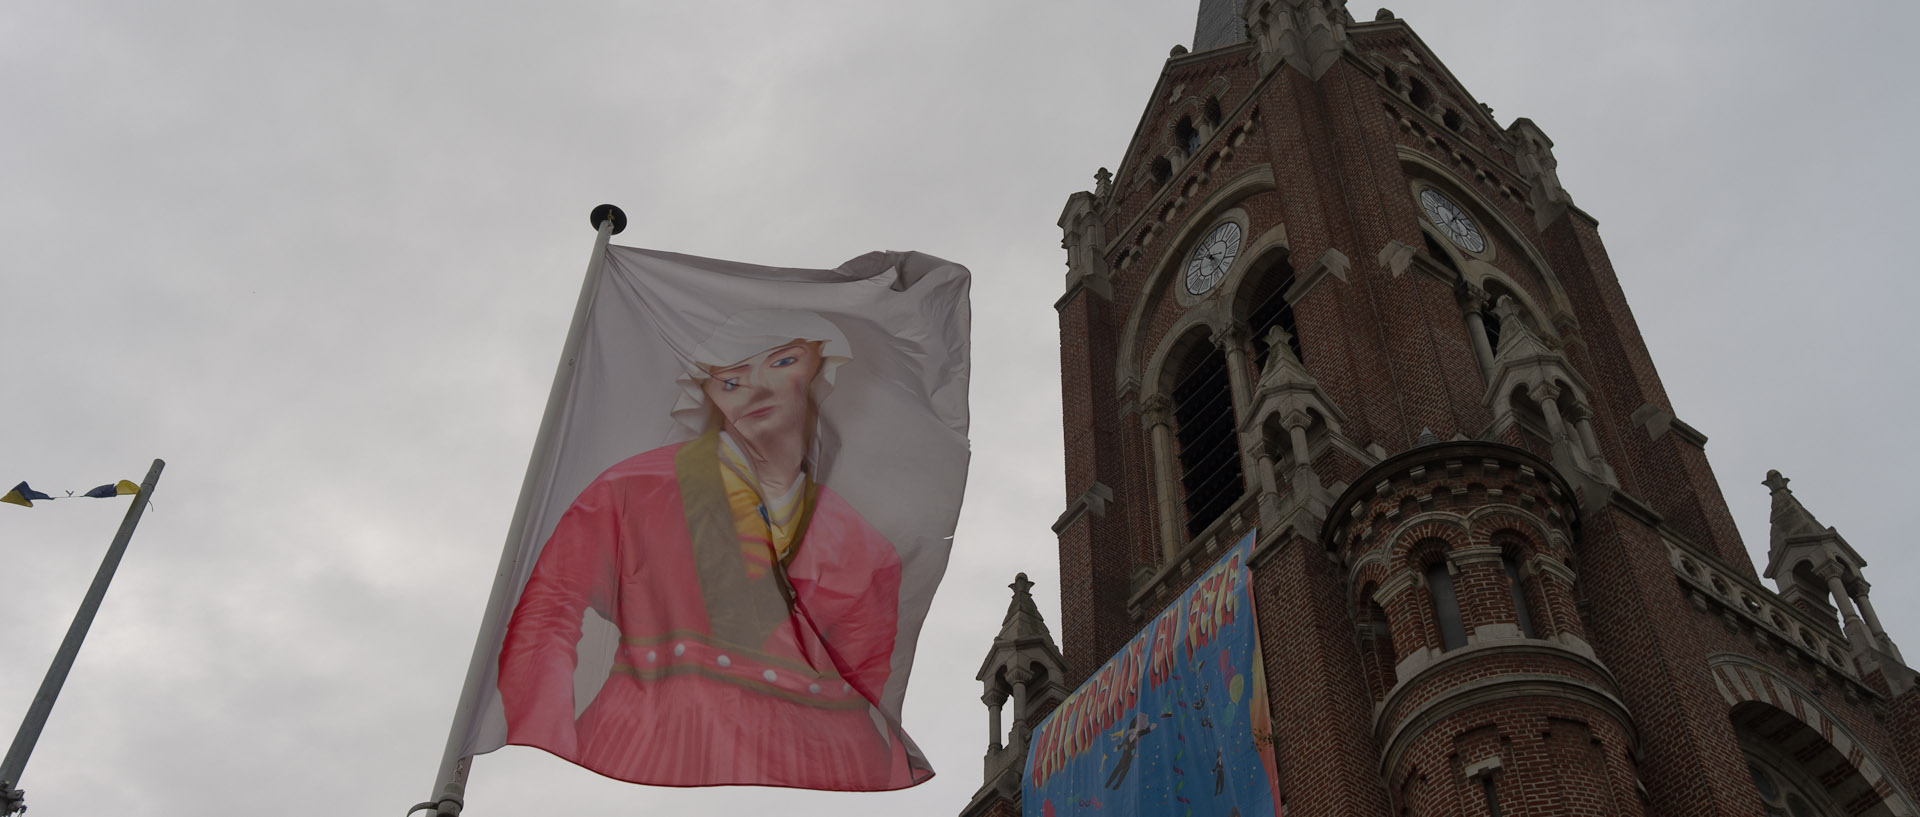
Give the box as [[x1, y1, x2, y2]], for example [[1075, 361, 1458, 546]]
[[1326, 441, 1647, 815]]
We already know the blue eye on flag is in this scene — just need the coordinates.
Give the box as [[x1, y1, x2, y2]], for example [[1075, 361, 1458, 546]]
[[2, 482, 54, 508]]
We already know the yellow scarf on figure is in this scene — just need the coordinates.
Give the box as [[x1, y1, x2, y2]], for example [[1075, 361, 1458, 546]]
[[717, 432, 812, 580]]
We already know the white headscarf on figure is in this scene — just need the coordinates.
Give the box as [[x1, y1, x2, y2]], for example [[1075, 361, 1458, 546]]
[[668, 309, 853, 448]]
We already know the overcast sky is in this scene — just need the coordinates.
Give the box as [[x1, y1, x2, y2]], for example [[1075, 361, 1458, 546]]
[[3, 2, 1916, 815]]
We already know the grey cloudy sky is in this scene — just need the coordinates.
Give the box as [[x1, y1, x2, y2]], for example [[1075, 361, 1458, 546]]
[[3, 2, 1915, 815]]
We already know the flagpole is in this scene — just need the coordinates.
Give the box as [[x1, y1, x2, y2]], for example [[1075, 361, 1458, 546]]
[[0, 458, 165, 816], [414, 205, 627, 817]]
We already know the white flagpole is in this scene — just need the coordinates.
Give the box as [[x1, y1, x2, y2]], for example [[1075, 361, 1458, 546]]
[[412, 205, 626, 817], [1, 458, 165, 816]]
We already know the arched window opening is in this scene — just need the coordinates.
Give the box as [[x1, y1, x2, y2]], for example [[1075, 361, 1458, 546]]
[[1422, 232, 1460, 276], [1501, 555, 1537, 638], [1176, 116, 1201, 157], [1355, 583, 1398, 700], [1169, 340, 1244, 537], [1442, 109, 1463, 132], [1508, 385, 1550, 451], [1408, 77, 1434, 111], [1241, 257, 1302, 372], [1480, 775, 1505, 817], [1425, 561, 1467, 651], [1479, 300, 1503, 355], [1203, 97, 1223, 128], [1151, 156, 1174, 186], [1788, 562, 1838, 624], [1731, 702, 1872, 817]]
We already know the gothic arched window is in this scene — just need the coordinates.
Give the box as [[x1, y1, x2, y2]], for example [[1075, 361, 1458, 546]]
[[1239, 255, 1302, 372], [1355, 583, 1398, 700], [1501, 555, 1537, 639], [1479, 299, 1503, 356], [1425, 561, 1467, 651], [1176, 116, 1201, 157], [1423, 232, 1460, 276], [1167, 335, 1244, 537]]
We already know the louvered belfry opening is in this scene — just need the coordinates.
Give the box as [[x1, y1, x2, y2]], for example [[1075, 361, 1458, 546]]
[[1241, 257, 1301, 372], [1169, 338, 1244, 537]]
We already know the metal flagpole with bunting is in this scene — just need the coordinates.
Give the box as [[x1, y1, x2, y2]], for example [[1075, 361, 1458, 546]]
[[1, 458, 166, 816], [411, 206, 625, 817]]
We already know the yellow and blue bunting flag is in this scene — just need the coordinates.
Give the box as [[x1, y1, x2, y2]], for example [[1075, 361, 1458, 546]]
[[2, 482, 54, 508], [3, 479, 138, 507], [83, 480, 140, 498]]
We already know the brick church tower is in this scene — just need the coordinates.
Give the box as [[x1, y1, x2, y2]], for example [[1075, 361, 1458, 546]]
[[963, 3, 1920, 816]]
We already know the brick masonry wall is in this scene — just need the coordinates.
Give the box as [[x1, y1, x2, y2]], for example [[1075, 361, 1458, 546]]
[[1024, 15, 1920, 817]]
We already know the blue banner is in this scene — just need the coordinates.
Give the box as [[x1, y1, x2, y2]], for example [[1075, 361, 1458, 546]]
[[1024, 531, 1279, 817]]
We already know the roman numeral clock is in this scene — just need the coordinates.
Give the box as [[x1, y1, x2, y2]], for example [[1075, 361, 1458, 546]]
[[1186, 221, 1242, 295], [1419, 188, 1486, 253]]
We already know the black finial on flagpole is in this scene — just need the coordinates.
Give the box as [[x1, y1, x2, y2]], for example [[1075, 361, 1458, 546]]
[[590, 204, 627, 235]]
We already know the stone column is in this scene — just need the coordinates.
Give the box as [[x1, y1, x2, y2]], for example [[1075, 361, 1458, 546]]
[[1853, 581, 1895, 658], [1567, 405, 1597, 462], [1144, 394, 1181, 560], [1287, 417, 1312, 472], [1278, 409, 1331, 532], [1457, 283, 1497, 375], [1855, 585, 1887, 638], [1215, 323, 1262, 497], [984, 689, 1007, 751], [1827, 573, 1862, 621], [1531, 382, 1568, 441], [1826, 570, 1872, 647], [1008, 667, 1034, 755], [1252, 440, 1283, 531]]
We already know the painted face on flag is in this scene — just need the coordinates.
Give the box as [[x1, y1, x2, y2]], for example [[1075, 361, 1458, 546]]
[[699, 340, 824, 446], [670, 309, 852, 446]]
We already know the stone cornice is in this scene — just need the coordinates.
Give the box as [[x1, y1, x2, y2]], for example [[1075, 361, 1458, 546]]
[[1665, 535, 1880, 699], [1051, 481, 1115, 535], [1322, 440, 1577, 553], [1126, 491, 1260, 620], [1376, 641, 1634, 779]]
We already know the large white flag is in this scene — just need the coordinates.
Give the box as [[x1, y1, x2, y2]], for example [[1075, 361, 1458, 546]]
[[459, 246, 970, 790]]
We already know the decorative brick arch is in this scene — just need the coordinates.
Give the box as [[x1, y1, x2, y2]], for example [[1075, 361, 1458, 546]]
[[1464, 508, 1559, 554], [1382, 514, 1472, 567], [1347, 550, 1391, 595], [1708, 654, 1920, 817]]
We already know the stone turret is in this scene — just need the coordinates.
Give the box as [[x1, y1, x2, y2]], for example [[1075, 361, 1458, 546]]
[[1762, 471, 1908, 689], [1243, 0, 1356, 79], [962, 574, 1070, 817], [1193, 0, 1248, 52]]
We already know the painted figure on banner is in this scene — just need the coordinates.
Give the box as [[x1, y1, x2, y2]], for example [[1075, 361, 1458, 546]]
[[497, 310, 915, 790], [1105, 711, 1158, 790], [1025, 533, 1281, 816]]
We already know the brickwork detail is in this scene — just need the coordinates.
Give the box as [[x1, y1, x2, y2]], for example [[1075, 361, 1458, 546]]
[[986, 7, 1920, 817]]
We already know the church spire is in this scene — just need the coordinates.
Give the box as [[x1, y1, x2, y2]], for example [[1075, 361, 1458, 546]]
[[964, 574, 1070, 817], [1763, 469, 1831, 562], [993, 573, 1059, 647], [1193, 0, 1248, 52], [1760, 469, 1863, 582]]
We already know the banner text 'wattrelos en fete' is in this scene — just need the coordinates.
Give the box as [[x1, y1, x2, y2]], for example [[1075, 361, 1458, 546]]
[[1023, 531, 1280, 817]]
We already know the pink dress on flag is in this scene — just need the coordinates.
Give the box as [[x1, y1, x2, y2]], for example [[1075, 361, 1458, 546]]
[[497, 435, 923, 790]]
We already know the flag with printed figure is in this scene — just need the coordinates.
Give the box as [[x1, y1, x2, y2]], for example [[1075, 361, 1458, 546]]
[[453, 246, 971, 791]]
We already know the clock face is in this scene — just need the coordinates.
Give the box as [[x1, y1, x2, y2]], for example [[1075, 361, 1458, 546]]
[[1185, 221, 1242, 295], [1419, 188, 1486, 253]]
